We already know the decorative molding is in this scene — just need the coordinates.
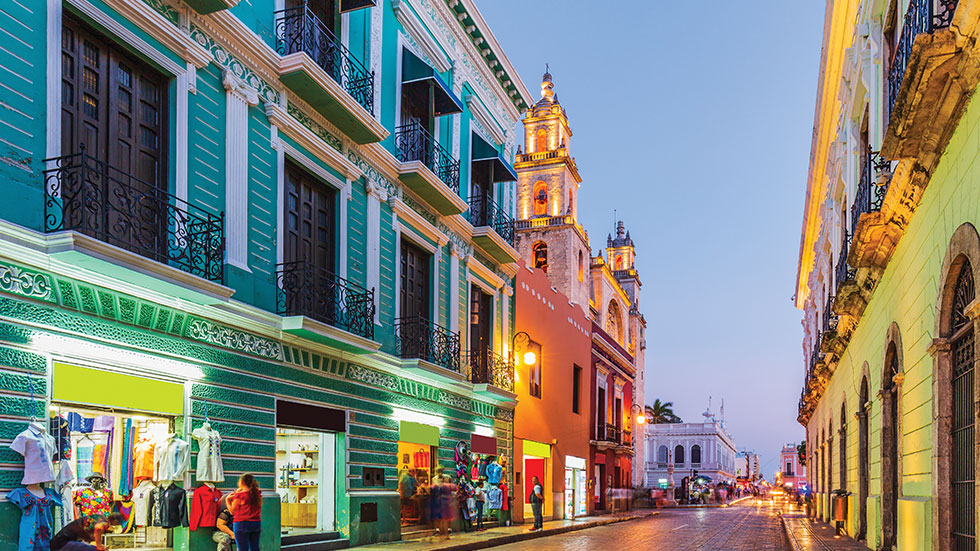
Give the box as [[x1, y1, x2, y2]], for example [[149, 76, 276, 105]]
[[93, 0, 211, 68], [466, 255, 504, 289], [392, 198, 449, 247], [222, 70, 260, 105], [465, 93, 506, 145], [141, 0, 179, 24], [0, 262, 56, 303], [224, 70, 258, 272], [391, 0, 453, 72], [189, 23, 280, 104], [185, 318, 284, 360], [266, 102, 364, 180]]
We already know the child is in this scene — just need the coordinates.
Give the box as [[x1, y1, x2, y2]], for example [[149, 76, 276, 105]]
[[473, 480, 487, 531]]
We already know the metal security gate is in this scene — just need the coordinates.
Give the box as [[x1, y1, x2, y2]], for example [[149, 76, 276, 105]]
[[952, 263, 975, 551]]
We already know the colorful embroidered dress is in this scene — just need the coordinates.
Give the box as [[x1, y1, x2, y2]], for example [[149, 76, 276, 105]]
[[7, 487, 61, 551]]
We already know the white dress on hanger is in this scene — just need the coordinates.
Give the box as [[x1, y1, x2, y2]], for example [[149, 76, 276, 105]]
[[191, 422, 224, 483]]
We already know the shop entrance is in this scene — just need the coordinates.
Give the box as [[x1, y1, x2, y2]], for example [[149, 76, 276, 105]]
[[275, 400, 345, 537], [563, 456, 587, 519], [397, 440, 435, 529], [275, 429, 337, 535]]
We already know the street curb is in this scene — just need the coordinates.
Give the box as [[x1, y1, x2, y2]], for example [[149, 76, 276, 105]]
[[660, 495, 754, 509], [780, 514, 804, 551], [397, 512, 657, 551]]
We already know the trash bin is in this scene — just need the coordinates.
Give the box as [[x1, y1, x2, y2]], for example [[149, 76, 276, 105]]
[[832, 494, 847, 522]]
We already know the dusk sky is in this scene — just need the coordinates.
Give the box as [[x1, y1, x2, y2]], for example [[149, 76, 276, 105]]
[[479, 0, 825, 476]]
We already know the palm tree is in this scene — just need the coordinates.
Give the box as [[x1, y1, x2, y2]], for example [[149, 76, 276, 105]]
[[645, 399, 681, 424]]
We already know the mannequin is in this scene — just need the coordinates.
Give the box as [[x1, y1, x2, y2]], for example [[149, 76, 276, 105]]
[[191, 421, 224, 484], [74, 472, 113, 518], [7, 482, 61, 551]]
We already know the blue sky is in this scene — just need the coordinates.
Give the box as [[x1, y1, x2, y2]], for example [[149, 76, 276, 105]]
[[478, 0, 824, 476]]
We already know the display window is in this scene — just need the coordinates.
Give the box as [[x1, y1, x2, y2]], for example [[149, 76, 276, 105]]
[[50, 404, 182, 550], [275, 429, 337, 536], [397, 441, 434, 527]]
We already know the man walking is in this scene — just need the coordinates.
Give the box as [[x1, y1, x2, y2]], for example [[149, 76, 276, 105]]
[[529, 476, 544, 531]]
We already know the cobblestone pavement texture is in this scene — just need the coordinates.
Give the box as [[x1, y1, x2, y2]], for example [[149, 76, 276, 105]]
[[782, 512, 870, 551], [489, 498, 790, 551]]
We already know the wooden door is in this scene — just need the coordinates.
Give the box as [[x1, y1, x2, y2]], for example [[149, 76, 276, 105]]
[[284, 162, 336, 272], [469, 285, 492, 381], [400, 240, 430, 320]]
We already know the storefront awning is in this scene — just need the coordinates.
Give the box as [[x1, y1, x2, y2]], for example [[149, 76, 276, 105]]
[[402, 49, 463, 116], [472, 133, 518, 182], [340, 0, 376, 12], [53, 362, 183, 416]]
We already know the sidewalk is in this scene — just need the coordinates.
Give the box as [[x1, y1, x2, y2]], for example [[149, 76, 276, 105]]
[[356, 510, 655, 551], [781, 512, 871, 551]]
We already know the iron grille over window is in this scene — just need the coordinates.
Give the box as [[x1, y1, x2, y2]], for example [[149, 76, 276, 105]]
[[851, 147, 891, 238], [461, 349, 515, 392], [394, 121, 460, 193], [43, 147, 224, 282], [887, 0, 958, 119], [394, 315, 460, 372], [835, 232, 856, 291], [275, 262, 375, 339], [464, 196, 514, 246], [275, 4, 375, 114]]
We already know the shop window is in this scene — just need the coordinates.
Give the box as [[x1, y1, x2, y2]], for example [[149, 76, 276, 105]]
[[572, 364, 581, 414], [276, 427, 338, 535]]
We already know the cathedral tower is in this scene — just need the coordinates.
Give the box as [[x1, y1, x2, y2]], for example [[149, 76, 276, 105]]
[[514, 69, 591, 312]]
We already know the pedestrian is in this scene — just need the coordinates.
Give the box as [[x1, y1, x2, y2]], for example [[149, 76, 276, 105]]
[[50, 513, 123, 551], [227, 473, 262, 551], [529, 476, 544, 531], [429, 476, 444, 535], [440, 475, 457, 538], [474, 480, 486, 531], [213, 497, 234, 551]]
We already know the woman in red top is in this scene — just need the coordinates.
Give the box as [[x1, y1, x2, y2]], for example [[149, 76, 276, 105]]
[[227, 474, 262, 551]]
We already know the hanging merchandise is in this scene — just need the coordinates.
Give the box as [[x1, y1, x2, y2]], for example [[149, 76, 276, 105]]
[[151, 483, 189, 529], [486, 460, 503, 484], [191, 421, 224, 483], [132, 479, 156, 527], [66, 412, 94, 433], [75, 434, 95, 481], [117, 418, 135, 496], [10, 422, 57, 485], [49, 415, 70, 462], [153, 434, 190, 481], [413, 448, 429, 469], [55, 459, 75, 525], [114, 499, 135, 533], [7, 487, 61, 551], [189, 484, 223, 530], [486, 484, 502, 510], [133, 436, 157, 482], [74, 472, 114, 517]]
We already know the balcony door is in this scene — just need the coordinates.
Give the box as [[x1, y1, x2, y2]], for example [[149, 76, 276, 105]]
[[60, 16, 167, 251], [400, 241, 430, 320], [286, 0, 338, 35], [284, 162, 336, 272], [469, 285, 492, 380], [470, 165, 492, 226]]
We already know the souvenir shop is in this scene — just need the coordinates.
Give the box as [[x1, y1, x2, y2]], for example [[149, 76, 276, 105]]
[[7, 362, 228, 551], [460, 434, 509, 526], [397, 421, 438, 529], [563, 455, 587, 519], [275, 400, 342, 536]]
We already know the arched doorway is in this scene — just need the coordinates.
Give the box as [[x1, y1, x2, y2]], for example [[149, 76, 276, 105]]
[[858, 375, 869, 540], [881, 340, 901, 549], [949, 260, 975, 549]]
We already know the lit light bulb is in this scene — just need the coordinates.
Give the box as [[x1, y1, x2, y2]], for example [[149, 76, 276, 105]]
[[637, 415, 646, 424], [523, 351, 537, 365]]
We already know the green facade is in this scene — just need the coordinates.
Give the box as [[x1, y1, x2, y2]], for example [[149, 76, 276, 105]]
[[0, 0, 530, 548]]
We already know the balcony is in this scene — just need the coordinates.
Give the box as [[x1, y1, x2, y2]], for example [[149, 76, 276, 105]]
[[275, 5, 386, 144], [465, 197, 519, 264], [850, 148, 891, 239], [275, 262, 379, 353], [594, 423, 624, 450], [394, 122, 466, 215], [461, 348, 515, 394], [394, 315, 461, 373], [43, 149, 230, 304]]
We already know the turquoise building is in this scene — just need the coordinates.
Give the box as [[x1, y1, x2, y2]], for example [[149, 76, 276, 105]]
[[0, 0, 531, 548]]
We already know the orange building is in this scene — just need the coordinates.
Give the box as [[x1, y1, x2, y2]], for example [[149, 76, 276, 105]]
[[513, 265, 593, 521]]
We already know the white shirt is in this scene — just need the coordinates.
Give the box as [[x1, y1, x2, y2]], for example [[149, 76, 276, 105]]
[[153, 435, 190, 481], [191, 424, 224, 483], [132, 480, 156, 526], [10, 423, 56, 484]]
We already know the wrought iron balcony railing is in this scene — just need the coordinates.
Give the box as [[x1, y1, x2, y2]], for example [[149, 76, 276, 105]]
[[275, 262, 375, 340], [823, 295, 839, 332], [275, 4, 374, 114], [394, 314, 460, 372], [464, 196, 514, 246], [394, 122, 460, 193], [596, 423, 622, 443], [808, 332, 822, 377], [461, 348, 515, 391], [622, 429, 633, 447], [835, 231, 856, 291], [43, 147, 224, 282], [887, 0, 958, 118], [851, 147, 891, 238]]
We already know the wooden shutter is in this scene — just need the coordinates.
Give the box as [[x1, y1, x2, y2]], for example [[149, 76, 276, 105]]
[[284, 162, 336, 271]]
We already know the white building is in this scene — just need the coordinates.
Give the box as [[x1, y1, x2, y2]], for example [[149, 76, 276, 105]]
[[736, 451, 760, 481], [645, 418, 738, 487]]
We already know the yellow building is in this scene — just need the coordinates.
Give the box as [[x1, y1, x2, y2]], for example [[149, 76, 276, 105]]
[[797, 1, 980, 549]]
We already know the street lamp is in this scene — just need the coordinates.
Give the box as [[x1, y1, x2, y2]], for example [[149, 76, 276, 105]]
[[630, 403, 646, 425], [512, 331, 536, 366]]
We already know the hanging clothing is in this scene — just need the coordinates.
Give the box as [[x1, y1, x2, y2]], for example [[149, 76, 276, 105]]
[[10, 424, 56, 485], [114, 500, 135, 533], [191, 424, 224, 483], [153, 484, 189, 529], [75, 441, 94, 481], [66, 413, 94, 434], [92, 416, 114, 432], [132, 480, 156, 527], [189, 484, 223, 530], [154, 436, 190, 481], [7, 487, 61, 551], [133, 438, 156, 481], [91, 444, 108, 480], [486, 485, 502, 509], [49, 415, 70, 462], [56, 459, 76, 525], [499, 483, 509, 511], [117, 419, 135, 496], [486, 462, 503, 484], [73, 486, 113, 517]]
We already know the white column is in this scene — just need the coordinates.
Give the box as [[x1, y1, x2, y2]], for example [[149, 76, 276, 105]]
[[46, 0, 62, 160], [223, 71, 258, 271], [339, 183, 351, 280], [433, 246, 442, 325], [175, 64, 196, 202], [365, 181, 386, 324], [448, 243, 462, 334]]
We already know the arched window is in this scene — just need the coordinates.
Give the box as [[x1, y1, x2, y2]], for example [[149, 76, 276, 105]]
[[691, 445, 701, 464], [615, 255, 623, 270], [674, 445, 685, 465], [880, 339, 901, 548], [532, 241, 548, 272], [578, 250, 584, 282], [949, 259, 974, 549], [606, 300, 623, 343], [858, 375, 869, 540], [568, 189, 574, 214], [533, 181, 548, 216], [535, 128, 547, 152], [657, 445, 667, 464]]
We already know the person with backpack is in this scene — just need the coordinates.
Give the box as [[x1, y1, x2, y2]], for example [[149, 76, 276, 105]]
[[528, 476, 543, 531]]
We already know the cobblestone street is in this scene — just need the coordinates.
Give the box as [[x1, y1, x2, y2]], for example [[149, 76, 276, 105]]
[[492, 499, 789, 551]]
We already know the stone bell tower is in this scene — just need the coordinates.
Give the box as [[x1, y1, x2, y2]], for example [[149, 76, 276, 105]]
[[514, 68, 591, 313]]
